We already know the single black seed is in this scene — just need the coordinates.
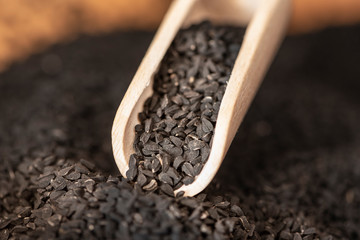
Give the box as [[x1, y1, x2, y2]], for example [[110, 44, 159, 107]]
[[193, 163, 203, 175], [140, 169, 154, 178], [182, 176, 195, 185], [140, 132, 151, 144], [143, 141, 159, 152], [49, 190, 65, 200], [79, 159, 95, 170], [159, 172, 173, 185], [184, 150, 199, 161], [182, 162, 195, 177], [303, 228, 317, 235], [126, 166, 137, 181], [142, 179, 158, 191], [57, 166, 73, 177], [74, 163, 90, 174], [201, 118, 214, 133], [294, 233, 302, 240], [160, 183, 174, 197], [173, 156, 185, 169], [144, 118, 152, 133], [169, 136, 183, 147], [65, 171, 80, 180], [188, 139, 205, 151]]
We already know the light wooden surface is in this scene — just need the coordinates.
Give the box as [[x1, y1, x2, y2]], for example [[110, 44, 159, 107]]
[[112, 0, 292, 196]]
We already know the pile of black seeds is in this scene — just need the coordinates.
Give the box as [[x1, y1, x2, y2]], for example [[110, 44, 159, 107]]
[[0, 155, 259, 239], [127, 22, 246, 196], [1, 22, 360, 239]]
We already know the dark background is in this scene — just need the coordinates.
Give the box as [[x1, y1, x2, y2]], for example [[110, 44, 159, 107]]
[[1, 25, 359, 238]]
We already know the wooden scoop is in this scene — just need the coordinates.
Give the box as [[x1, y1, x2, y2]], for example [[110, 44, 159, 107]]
[[112, 0, 292, 196]]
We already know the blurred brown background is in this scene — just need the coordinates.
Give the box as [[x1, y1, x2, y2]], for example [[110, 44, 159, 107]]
[[1, 0, 360, 72]]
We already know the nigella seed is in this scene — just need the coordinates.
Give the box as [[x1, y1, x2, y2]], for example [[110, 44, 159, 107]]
[[164, 105, 180, 115], [140, 169, 154, 178], [173, 156, 185, 169], [140, 132, 151, 144], [293, 233, 302, 240], [151, 158, 161, 173], [57, 166, 73, 177], [201, 118, 214, 133], [158, 153, 171, 172], [189, 156, 202, 165], [201, 145, 211, 162], [230, 205, 244, 216], [188, 140, 205, 151], [239, 216, 251, 230], [184, 150, 199, 161], [171, 95, 183, 105], [182, 176, 195, 185], [134, 124, 143, 132], [173, 181, 184, 191], [194, 163, 203, 175], [169, 136, 183, 147], [167, 167, 182, 185], [177, 118, 188, 128], [160, 95, 169, 109], [144, 118, 152, 133], [126, 166, 137, 181], [183, 90, 200, 99], [303, 228, 317, 235], [166, 146, 183, 157], [129, 154, 138, 169], [175, 191, 185, 198], [160, 183, 174, 197], [159, 172, 173, 186], [142, 179, 158, 191], [136, 173, 147, 187], [65, 171, 80, 180], [143, 141, 159, 152], [182, 162, 195, 177]]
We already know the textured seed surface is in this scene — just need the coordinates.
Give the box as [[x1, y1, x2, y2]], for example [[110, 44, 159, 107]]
[[127, 22, 246, 192], [0, 21, 359, 240]]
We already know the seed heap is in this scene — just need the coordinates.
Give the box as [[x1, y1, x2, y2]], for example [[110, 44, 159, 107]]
[[127, 22, 246, 195], [0, 156, 260, 239], [1, 21, 360, 240], [1, 153, 337, 240]]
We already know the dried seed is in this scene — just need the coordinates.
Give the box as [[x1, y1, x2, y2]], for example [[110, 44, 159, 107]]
[[201, 118, 214, 133], [142, 179, 158, 191], [126, 166, 138, 181], [144, 118, 152, 133], [65, 171, 80, 180], [159, 172, 173, 185], [182, 162, 195, 177], [57, 166, 73, 177], [182, 176, 195, 185], [173, 156, 185, 169], [136, 173, 147, 187], [74, 163, 90, 174], [188, 139, 205, 151], [143, 141, 159, 152], [169, 136, 183, 147], [160, 183, 174, 197]]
